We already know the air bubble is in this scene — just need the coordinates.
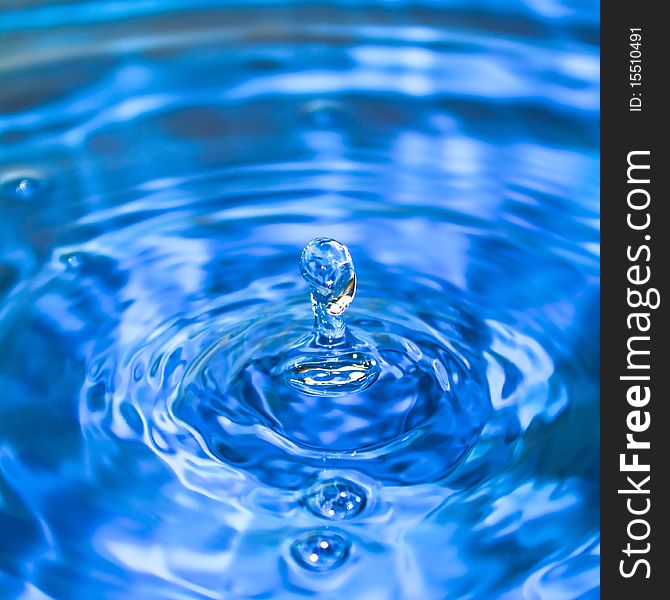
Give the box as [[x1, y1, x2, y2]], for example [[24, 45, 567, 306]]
[[290, 530, 351, 572], [1, 175, 48, 201], [303, 478, 367, 521], [62, 252, 85, 271]]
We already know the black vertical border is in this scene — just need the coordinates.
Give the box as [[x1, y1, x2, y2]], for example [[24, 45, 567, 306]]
[[601, 2, 668, 596]]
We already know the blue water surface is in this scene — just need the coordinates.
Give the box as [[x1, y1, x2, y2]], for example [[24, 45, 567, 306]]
[[0, 1, 599, 598]]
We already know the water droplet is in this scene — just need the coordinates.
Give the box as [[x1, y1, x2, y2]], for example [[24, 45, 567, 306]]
[[62, 252, 85, 271], [17, 179, 31, 194], [304, 478, 367, 520], [300, 237, 356, 338], [58, 252, 128, 289], [1, 175, 47, 201], [290, 530, 351, 572], [285, 238, 380, 396]]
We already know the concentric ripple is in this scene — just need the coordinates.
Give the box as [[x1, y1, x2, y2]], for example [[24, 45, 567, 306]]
[[0, 0, 599, 598]]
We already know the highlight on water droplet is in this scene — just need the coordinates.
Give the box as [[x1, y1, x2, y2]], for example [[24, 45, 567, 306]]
[[284, 238, 380, 396], [290, 530, 351, 572], [303, 478, 367, 521]]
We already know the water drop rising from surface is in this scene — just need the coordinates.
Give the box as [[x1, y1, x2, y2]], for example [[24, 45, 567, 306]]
[[177, 241, 492, 483], [285, 238, 380, 396], [0, 2, 599, 597], [300, 237, 357, 338], [290, 530, 351, 572]]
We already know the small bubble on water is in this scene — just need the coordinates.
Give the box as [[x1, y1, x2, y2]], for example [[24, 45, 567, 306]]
[[62, 252, 84, 271], [304, 478, 367, 520], [1, 175, 48, 201], [290, 530, 351, 572]]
